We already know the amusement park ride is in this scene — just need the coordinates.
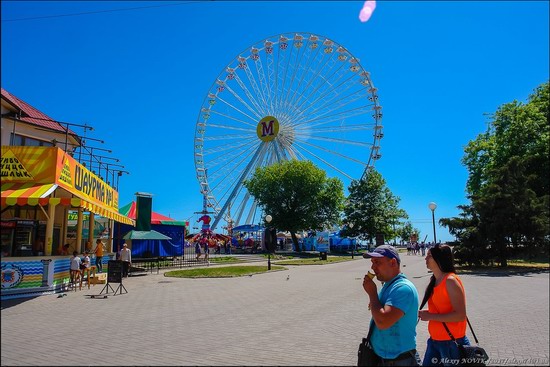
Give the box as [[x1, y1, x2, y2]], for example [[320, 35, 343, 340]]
[[193, 32, 383, 236], [186, 191, 230, 249]]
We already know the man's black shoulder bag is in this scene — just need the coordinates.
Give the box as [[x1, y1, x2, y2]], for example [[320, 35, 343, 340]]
[[357, 320, 379, 366], [357, 276, 400, 366]]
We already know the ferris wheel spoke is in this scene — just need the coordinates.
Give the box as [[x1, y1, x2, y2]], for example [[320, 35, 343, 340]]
[[215, 92, 259, 122], [295, 132, 374, 148], [250, 56, 270, 113], [285, 145, 299, 160], [274, 39, 297, 117], [203, 138, 257, 158], [206, 124, 256, 133], [286, 39, 324, 113], [213, 167, 249, 219], [242, 147, 270, 224], [294, 140, 372, 166], [296, 124, 377, 134], [283, 59, 349, 124], [202, 133, 255, 142], [295, 104, 375, 128], [265, 45, 278, 115], [234, 191, 251, 226], [231, 71, 266, 117], [289, 53, 334, 115], [221, 84, 264, 121], [292, 81, 370, 128], [297, 59, 350, 114], [285, 143, 308, 161], [273, 42, 282, 117], [208, 109, 257, 128], [279, 45, 308, 120], [291, 141, 355, 180], [290, 72, 364, 125], [272, 138, 286, 162], [206, 141, 260, 185], [240, 60, 269, 114], [205, 146, 259, 190], [209, 137, 261, 185], [210, 143, 267, 229], [281, 40, 307, 107], [245, 200, 258, 226], [254, 51, 274, 114]]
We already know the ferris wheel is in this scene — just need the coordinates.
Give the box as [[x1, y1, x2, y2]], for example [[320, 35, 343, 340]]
[[194, 32, 383, 231]]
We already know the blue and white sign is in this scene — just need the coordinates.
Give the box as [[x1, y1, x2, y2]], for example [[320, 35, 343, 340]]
[[316, 231, 330, 252]]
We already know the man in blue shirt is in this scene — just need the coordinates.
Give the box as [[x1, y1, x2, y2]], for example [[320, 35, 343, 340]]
[[363, 245, 421, 366]]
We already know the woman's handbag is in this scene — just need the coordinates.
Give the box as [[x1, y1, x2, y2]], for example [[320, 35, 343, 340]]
[[442, 318, 489, 367], [458, 344, 489, 367], [357, 321, 380, 366]]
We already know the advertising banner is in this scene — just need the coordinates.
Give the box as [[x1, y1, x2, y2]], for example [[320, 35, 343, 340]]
[[316, 231, 330, 252], [1, 146, 57, 183], [1, 146, 119, 211]]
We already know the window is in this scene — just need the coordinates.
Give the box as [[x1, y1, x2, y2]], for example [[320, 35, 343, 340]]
[[11, 133, 53, 147]]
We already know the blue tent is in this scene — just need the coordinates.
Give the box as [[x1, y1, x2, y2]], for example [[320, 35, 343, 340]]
[[114, 223, 186, 257], [329, 231, 357, 251]]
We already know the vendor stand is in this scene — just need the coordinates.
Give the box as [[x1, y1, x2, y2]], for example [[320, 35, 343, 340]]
[[1, 146, 134, 299]]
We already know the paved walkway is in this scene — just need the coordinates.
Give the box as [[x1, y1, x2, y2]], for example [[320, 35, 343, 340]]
[[1, 254, 548, 366]]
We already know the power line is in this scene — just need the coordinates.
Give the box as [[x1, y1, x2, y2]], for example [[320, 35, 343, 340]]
[[1, 1, 200, 22]]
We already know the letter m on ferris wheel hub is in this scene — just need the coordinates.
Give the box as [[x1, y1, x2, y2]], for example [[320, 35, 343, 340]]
[[257, 116, 279, 142]]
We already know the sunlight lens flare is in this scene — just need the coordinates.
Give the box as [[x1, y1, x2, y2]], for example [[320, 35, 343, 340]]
[[359, 0, 377, 23]]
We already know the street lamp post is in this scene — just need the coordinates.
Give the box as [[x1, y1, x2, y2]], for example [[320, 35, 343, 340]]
[[349, 222, 355, 259], [428, 202, 437, 244], [265, 215, 273, 270]]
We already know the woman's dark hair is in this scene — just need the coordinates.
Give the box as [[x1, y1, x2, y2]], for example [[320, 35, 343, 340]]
[[419, 244, 457, 309]]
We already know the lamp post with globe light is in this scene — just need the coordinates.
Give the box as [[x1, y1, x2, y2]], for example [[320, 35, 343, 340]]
[[428, 202, 437, 244], [265, 215, 273, 270]]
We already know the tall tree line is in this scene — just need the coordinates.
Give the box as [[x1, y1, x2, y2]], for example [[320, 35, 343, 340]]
[[440, 82, 549, 266]]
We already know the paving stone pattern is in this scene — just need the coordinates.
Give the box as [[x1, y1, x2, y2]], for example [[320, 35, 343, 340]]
[[1, 255, 548, 366]]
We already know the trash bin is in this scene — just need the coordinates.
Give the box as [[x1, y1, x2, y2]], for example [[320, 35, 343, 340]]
[[319, 252, 327, 260]]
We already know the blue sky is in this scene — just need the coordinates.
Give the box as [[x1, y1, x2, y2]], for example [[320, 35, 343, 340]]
[[2, 1, 549, 242]]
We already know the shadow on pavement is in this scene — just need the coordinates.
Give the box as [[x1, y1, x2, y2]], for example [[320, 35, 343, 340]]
[[1, 296, 41, 310], [459, 268, 549, 278]]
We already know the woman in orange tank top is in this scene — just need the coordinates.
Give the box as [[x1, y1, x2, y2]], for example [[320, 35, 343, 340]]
[[418, 244, 470, 366]]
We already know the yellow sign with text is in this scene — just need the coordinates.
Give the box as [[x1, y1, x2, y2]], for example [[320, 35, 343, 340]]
[[0, 146, 119, 211], [1, 146, 56, 183]]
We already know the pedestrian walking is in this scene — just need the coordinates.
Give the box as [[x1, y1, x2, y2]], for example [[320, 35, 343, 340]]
[[361, 245, 422, 366], [93, 239, 105, 273], [195, 241, 202, 260], [418, 244, 470, 366], [204, 240, 210, 262], [120, 242, 132, 278], [69, 250, 82, 286]]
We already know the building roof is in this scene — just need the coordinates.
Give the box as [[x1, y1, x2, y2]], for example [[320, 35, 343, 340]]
[[1, 88, 76, 135], [119, 201, 186, 226]]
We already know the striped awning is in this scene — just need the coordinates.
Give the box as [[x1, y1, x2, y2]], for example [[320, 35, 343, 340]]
[[1, 182, 57, 205], [1, 182, 135, 226]]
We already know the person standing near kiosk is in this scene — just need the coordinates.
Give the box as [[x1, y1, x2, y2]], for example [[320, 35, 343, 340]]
[[94, 239, 105, 273], [120, 242, 132, 278]]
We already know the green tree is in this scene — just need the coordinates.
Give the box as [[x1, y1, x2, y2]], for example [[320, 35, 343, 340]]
[[342, 169, 408, 245], [397, 221, 420, 244], [442, 81, 550, 266], [243, 159, 344, 251]]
